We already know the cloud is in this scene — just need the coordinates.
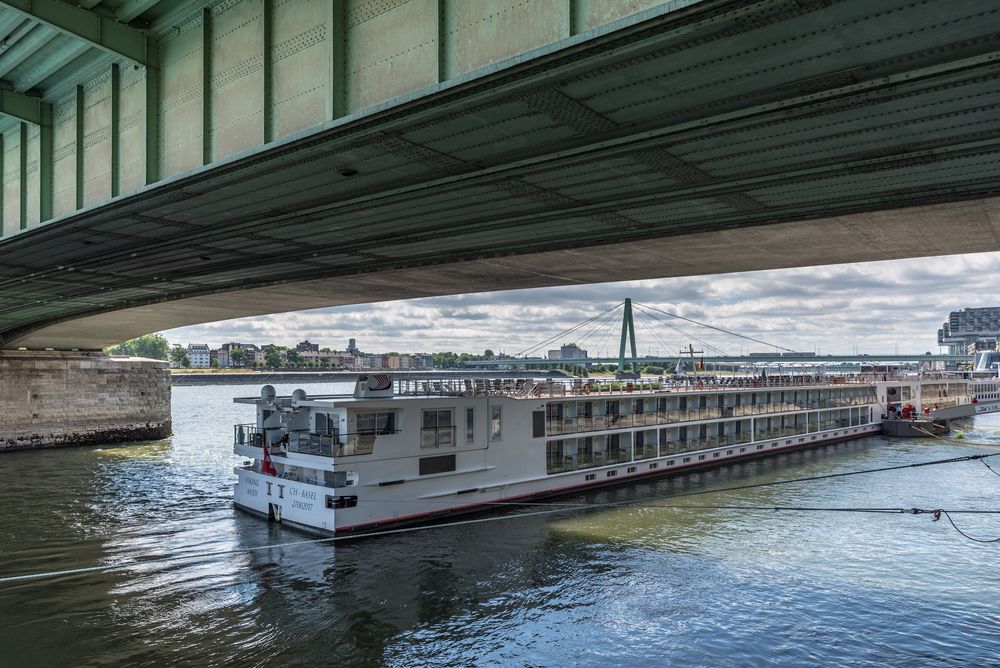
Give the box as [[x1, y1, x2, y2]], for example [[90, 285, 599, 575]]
[[163, 250, 1000, 355]]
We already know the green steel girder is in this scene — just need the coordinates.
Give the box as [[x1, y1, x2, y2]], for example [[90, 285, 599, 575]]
[[0, 87, 44, 124], [0, 0, 150, 66]]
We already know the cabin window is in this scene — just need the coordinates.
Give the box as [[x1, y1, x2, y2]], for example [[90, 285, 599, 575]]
[[421, 409, 454, 448], [419, 454, 456, 475], [357, 411, 395, 434], [539, 440, 572, 473], [466, 408, 475, 443], [315, 413, 339, 437], [491, 405, 503, 441]]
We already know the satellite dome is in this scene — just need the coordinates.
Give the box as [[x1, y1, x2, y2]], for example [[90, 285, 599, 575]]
[[261, 385, 276, 400]]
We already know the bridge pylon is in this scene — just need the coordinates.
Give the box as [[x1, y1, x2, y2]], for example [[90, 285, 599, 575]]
[[618, 298, 638, 374]]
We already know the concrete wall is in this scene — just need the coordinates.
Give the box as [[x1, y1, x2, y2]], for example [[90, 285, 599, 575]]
[[0, 0, 677, 235], [0, 351, 171, 451]]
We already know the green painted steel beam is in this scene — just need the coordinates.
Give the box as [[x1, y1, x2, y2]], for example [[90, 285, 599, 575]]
[[114, 0, 159, 24], [201, 7, 211, 165], [110, 63, 120, 197], [17, 121, 25, 230], [0, 87, 43, 124], [327, 1, 345, 119], [569, 0, 581, 36], [39, 101, 51, 221], [0, 0, 150, 66], [74, 84, 82, 208], [0, 133, 4, 237], [143, 59, 159, 185], [437, 0, 449, 82], [262, 0, 273, 143]]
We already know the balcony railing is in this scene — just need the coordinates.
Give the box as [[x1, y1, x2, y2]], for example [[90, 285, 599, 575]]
[[545, 401, 870, 436], [234, 424, 397, 458], [234, 424, 263, 446], [396, 375, 889, 400]]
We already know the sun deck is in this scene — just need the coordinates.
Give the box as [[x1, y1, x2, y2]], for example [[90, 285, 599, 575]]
[[392, 374, 895, 400]]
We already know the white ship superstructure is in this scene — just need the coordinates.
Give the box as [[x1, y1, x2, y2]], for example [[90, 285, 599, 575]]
[[232, 374, 906, 536]]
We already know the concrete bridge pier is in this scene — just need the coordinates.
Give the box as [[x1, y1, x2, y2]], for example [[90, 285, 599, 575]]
[[0, 351, 171, 452]]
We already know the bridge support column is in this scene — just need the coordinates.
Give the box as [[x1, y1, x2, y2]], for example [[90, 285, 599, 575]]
[[0, 351, 171, 452]]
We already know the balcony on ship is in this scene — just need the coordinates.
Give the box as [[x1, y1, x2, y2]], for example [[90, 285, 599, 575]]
[[233, 423, 398, 458], [543, 388, 876, 437]]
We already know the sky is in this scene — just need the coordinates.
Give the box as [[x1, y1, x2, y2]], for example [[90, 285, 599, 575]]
[[162, 250, 1000, 357]]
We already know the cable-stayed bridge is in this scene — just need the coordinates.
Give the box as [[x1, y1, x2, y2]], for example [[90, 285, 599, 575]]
[[474, 298, 969, 369]]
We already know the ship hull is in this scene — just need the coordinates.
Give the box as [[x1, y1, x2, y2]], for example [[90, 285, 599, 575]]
[[234, 422, 882, 537]]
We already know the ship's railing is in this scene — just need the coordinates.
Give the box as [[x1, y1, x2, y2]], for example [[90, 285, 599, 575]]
[[237, 427, 398, 458], [234, 424, 263, 447], [396, 378, 535, 397], [914, 396, 966, 410], [545, 433, 757, 473], [633, 441, 658, 460], [288, 431, 337, 457], [395, 374, 884, 399], [545, 400, 872, 436], [289, 431, 389, 457], [546, 412, 874, 475]]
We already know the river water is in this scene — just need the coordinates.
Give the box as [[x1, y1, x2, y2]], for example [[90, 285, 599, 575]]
[[1, 382, 999, 667]]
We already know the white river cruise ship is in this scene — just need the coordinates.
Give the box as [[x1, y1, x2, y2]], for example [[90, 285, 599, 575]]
[[231, 372, 979, 536]]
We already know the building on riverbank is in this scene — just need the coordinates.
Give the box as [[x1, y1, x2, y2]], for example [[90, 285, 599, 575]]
[[938, 307, 1000, 354]]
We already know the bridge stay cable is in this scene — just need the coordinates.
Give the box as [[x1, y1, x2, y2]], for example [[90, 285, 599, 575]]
[[573, 305, 628, 355], [632, 306, 728, 358], [513, 301, 624, 359], [633, 301, 794, 353], [632, 309, 683, 359], [590, 316, 625, 361], [516, 302, 624, 359]]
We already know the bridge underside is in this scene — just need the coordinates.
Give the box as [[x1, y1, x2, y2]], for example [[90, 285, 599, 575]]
[[17, 196, 1000, 350], [3, 0, 1000, 349]]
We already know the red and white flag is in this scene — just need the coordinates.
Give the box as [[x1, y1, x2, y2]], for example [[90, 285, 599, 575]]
[[261, 439, 277, 476]]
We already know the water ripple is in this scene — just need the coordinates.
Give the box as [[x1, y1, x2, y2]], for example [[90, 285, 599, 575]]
[[0, 383, 999, 666]]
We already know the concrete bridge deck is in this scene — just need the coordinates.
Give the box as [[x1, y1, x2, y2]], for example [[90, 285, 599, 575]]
[[0, 1, 999, 349]]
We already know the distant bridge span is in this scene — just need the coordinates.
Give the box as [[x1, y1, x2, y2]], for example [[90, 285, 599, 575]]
[[2, 0, 1000, 349]]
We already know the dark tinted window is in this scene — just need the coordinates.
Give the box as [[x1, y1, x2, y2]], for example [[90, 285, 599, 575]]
[[419, 454, 456, 476], [532, 411, 545, 438]]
